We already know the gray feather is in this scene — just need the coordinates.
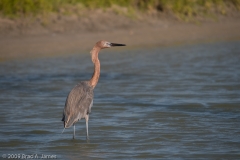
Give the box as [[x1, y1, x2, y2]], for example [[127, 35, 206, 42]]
[[62, 81, 93, 128]]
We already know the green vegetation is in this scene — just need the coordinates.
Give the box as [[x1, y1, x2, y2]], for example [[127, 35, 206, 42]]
[[0, 0, 240, 20]]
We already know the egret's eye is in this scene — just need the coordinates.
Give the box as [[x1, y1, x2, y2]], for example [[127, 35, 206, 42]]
[[105, 42, 111, 47]]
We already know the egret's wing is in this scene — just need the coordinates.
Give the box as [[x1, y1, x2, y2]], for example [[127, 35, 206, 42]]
[[62, 81, 93, 128]]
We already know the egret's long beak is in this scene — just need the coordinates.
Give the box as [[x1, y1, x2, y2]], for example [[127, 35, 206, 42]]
[[110, 43, 126, 47]]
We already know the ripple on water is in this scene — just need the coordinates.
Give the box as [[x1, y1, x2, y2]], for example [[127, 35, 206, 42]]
[[0, 41, 240, 159]]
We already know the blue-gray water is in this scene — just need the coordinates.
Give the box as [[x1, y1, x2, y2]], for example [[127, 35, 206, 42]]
[[0, 41, 240, 159]]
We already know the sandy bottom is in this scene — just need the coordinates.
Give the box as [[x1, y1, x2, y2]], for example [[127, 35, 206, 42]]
[[0, 18, 240, 62]]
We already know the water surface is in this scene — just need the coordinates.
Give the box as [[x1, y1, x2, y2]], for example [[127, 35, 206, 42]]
[[0, 41, 240, 159]]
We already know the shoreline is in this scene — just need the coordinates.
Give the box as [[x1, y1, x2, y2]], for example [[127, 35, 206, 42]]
[[0, 18, 240, 62]]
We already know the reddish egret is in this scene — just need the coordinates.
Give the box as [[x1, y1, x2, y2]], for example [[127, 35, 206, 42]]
[[62, 40, 126, 139]]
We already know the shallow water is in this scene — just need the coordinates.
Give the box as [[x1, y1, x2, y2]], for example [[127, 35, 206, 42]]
[[0, 41, 240, 159]]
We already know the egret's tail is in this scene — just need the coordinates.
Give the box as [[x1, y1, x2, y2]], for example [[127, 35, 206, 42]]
[[61, 128, 65, 134]]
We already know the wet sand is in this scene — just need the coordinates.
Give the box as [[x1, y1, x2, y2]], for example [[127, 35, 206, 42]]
[[0, 18, 240, 62]]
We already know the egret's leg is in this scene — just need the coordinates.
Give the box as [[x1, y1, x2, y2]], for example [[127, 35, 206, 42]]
[[73, 124, 75, 139], [85, 114, 89, 140]]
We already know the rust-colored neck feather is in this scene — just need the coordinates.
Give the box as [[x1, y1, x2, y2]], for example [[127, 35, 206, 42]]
[[89, 46, 101, 88]]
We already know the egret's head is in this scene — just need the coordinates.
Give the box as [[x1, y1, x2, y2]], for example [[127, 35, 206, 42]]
[[90, 40, 126, 60], [98, 40, 126, 49]]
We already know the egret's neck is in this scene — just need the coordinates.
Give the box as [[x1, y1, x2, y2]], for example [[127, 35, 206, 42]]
[[89, 46, 101, 88]]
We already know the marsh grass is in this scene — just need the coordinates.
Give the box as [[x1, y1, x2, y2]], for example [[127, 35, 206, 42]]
[[0, 0, 239, 20]]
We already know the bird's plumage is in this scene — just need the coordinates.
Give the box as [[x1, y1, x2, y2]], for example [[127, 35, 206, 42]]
[[62, 81, 93, 128]]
